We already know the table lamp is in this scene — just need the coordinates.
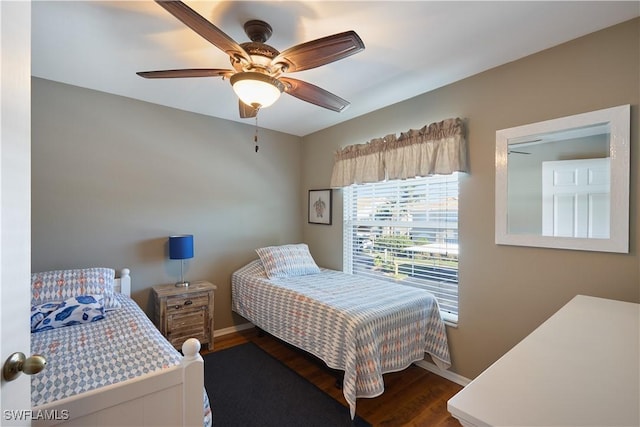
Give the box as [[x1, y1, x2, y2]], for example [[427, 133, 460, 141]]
[[169, 234, 194, 287]]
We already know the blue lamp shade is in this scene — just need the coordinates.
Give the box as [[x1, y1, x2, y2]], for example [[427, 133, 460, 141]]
[[169, 235, 194, 260]]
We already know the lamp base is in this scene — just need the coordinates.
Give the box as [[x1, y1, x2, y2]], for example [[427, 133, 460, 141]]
[[174, 281, 190, 287]]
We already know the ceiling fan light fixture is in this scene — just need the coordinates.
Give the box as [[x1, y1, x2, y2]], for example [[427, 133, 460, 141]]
[[230, 72, 284, 109], [139, 3, 365, 118]]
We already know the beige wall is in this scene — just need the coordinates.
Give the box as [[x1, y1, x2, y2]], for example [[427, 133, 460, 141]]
[[301, 18, 640, 379], [31, 78, 303, 328]]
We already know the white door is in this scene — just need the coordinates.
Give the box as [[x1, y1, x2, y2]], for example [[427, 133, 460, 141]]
[[542, 157, 610, 238], [1, 1, 32, 425]]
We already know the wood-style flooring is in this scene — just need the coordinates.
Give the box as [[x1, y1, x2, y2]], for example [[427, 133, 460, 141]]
[[207, 328, 463, 427]]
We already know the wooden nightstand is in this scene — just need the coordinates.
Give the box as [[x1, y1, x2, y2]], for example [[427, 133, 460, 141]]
[[152, 281, 216, 351]]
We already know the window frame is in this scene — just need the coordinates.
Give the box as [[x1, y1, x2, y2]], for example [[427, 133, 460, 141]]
[[342, 174, 460, 325]]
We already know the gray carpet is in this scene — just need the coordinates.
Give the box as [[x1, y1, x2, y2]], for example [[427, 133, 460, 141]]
[[203, 342, 371, 427]]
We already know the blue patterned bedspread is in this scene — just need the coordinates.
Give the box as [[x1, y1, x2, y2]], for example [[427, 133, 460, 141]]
[[31, 293, 212, 426], [231, 260, 451, 418]]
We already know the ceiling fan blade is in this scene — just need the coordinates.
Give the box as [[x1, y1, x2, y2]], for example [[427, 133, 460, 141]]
[[272, 31, 364, 73], [137, 68, 233, 79], [239, 101, 258, 118], [280, 77, 349, 112], [154, 0, 250, 63]]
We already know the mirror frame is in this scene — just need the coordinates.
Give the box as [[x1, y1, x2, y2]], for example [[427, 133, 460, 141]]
[[495, 104, 630, 253]]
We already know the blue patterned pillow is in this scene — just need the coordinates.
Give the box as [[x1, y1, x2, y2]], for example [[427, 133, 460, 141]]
[[30, 302, 59, 331], [256, 244, 321, 279], [31, 295, 105, 333]]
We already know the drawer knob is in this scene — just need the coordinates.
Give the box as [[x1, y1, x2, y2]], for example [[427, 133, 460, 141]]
[[184, 300, 193, 306]]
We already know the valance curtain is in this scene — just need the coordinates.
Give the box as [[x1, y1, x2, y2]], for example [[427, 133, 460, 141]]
[[330, 117, 468, 188]]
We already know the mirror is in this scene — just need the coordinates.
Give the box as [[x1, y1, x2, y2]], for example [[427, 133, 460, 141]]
[[495, 104, 630, 252]]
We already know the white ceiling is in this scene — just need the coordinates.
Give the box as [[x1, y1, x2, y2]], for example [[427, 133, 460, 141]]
[[32, 1, 639, 137]]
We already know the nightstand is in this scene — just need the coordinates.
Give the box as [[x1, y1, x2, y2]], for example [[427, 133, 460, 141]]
[[152, 281, 216, 351]]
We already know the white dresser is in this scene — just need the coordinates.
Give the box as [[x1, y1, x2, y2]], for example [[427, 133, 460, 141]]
[[448, 295, 639, 427]]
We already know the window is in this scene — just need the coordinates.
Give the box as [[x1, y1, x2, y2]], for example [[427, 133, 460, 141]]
[[343, 174, 459, 323]]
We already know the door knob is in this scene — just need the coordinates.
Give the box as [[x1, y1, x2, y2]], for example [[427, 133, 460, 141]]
[[3, 352, 46, 381]]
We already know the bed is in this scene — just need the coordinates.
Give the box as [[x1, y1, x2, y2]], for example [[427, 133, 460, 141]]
[[29, 267, 212, 427], [231, 244, 451, 418]]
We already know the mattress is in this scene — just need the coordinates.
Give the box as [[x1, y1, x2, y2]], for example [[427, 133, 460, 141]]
[[31, 293, 212, 426], [232, 259, 451, 417]]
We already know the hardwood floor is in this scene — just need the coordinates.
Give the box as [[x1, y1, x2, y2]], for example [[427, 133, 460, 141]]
[[208, 328, 463, 427]]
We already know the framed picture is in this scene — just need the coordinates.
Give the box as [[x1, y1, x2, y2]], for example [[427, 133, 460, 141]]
[[308, 189, 332, 225]]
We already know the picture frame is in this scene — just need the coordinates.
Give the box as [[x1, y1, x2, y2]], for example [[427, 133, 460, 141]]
[[308, 189, 332, 225]]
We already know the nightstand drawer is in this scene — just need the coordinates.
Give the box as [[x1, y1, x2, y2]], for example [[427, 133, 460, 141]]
[[166, 293, 209, 313], [167, 310, 208, 349], [168, 310, 206, 335]]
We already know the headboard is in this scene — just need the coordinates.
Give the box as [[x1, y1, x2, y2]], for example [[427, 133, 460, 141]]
[[114, 268, 131, 297]]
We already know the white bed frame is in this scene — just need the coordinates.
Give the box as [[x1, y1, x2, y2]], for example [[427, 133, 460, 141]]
[[32, 269, 205, 427]]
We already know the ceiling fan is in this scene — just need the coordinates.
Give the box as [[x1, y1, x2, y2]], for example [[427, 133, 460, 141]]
[[137, 0, 365, 118]]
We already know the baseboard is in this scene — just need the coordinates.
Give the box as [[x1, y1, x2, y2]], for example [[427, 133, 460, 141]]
[[213, 322, 255, 337], [214, 322, 471, 387], [414, 359, 470, 387]]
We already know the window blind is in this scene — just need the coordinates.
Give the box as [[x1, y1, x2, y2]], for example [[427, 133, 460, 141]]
[[343, 174, 459, 321]]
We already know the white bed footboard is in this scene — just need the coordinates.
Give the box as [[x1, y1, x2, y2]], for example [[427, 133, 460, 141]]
[[32, 338, 204, 427]]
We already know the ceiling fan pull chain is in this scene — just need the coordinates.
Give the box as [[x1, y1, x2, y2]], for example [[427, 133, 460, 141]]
[[254, 115, 259, 153]]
